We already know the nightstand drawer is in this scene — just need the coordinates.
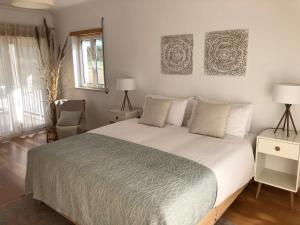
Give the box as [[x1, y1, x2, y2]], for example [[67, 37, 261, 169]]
[[108, 109, 138, 123], [109, 112, 125, 123], [257, 138, 299, 160]]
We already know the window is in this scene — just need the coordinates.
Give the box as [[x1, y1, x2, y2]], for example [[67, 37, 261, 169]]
[[71, 28, 107, 92], [80, 36, 104, 88], [0, 32, 47, 140]]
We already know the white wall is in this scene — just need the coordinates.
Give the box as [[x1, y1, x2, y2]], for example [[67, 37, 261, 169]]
[[53, 0, 300, 132], [0, 5, 53, 26]]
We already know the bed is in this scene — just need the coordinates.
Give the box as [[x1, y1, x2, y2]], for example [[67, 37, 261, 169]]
[[25, 118, 255, 225]]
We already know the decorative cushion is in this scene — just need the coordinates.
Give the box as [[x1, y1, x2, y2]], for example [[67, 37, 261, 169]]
[[187, 96, 225, 127], [57, 111, 82, 126], [189, 102, 231, 138], [139, 98, 172, 128], [189, 96, 253, 137], [144, 95, 188, 127]]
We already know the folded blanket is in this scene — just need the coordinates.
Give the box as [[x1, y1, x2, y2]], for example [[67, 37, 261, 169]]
[[26, 133, 217, 225]]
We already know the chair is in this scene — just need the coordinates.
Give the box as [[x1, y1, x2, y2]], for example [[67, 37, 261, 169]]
[[55, 99, 86, 139]]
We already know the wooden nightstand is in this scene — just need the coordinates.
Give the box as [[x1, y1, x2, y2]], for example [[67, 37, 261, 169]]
[[108, 109, 138, 123], [255, 129, 300, 210]]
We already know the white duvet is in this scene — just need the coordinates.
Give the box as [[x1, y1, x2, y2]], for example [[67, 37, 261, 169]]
[[90, 119, 255, 206]]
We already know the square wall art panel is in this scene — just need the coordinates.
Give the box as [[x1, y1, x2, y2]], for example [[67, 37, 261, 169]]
[[204, 29, 249, 76], [161, 34, 193, 75]]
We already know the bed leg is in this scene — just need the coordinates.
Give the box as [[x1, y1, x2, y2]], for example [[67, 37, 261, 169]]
[[290, 192, 294, 211], [256, 183, 262, 199]]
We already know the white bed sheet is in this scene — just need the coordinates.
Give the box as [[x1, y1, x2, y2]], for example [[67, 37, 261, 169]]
[[90, 119, 255, 206]]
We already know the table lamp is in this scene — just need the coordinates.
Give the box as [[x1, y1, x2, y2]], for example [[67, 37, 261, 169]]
[[273, 84, 300, 137], [116, 78, 136, 111]]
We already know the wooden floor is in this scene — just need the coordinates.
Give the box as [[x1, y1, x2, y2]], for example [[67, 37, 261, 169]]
[[0, 134, 299, 225], [0, 133, 46, 205]]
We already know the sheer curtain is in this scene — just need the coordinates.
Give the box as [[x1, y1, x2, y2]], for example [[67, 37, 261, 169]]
[[0, 23, 48, 140]]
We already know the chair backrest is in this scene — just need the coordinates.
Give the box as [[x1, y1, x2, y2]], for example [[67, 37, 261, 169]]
[[55, 99, 85, 121]]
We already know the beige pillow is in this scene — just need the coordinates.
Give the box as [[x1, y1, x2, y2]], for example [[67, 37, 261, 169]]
[[139, 98, 172, 127], [144, 95, 188, 127], [189, 102, 231, 138]]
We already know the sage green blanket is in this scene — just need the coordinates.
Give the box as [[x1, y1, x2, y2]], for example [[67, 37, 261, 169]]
[[26, 133, 217, 225]]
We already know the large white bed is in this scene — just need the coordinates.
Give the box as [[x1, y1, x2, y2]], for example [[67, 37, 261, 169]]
[[26, 116, 256, 225], [90, 118, 255, 206]]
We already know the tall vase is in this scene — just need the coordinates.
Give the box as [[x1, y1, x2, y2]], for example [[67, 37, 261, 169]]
[[49, 101, 57, 127], [47, 101, 58, 143]]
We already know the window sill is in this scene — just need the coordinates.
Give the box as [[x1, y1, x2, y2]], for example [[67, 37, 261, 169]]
[[74, 87, 108, 93]]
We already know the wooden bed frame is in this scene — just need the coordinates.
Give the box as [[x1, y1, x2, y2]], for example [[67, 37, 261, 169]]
[[40, 184, 246, 225], [197, 185, 245, 225]]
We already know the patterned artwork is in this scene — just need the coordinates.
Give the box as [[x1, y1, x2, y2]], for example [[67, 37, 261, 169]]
[[204, 29, 249, 76], [161, 34, 193, 75]]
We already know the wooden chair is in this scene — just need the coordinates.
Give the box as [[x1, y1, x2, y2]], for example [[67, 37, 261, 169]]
[[55, 99, 86, 139]]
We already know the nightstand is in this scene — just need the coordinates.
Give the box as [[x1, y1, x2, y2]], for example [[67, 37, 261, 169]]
[[255, 129, 300, 210], [108, 109, 138, 123]]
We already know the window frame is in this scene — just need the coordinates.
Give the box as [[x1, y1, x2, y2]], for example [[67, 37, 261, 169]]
[[70, 26, 107, 93], [78, 35, 104, 90]]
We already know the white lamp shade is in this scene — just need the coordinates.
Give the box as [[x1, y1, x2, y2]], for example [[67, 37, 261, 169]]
[[272, 84, 300, 104], [12, 0, 54, 9], [116, 78, 136, 91]]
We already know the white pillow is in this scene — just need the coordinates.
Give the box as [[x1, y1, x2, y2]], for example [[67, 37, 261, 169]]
[[195, 96, 225, 104], [190, 96, 253, 138], [244, 104, 254, 133], [226, 104, 254, 138], [182, 97, 197, 127], [144, 95, 188, 127]]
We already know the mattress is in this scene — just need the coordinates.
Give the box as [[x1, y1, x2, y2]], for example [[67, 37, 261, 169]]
[[90, 118, 255, 206]]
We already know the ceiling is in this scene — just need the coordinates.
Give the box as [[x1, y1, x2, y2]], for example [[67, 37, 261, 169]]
[[1, 0, 300, 11], [0, 0, 93, 10]]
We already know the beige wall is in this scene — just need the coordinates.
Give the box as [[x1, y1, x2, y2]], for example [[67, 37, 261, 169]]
[[0, 5, 53, 26], [53, 0, 300, 132]]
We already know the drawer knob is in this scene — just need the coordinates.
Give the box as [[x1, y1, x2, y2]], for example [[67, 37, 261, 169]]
[[115, 116, 119, 120], [275, 146, 280, 151]]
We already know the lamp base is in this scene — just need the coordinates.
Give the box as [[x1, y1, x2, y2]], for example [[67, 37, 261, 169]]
[[274, 104, 298, 137], [121, 90, 133, 111]]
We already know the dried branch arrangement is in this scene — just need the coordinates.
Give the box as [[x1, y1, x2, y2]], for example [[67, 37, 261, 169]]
[[35, 18, 68, 126]]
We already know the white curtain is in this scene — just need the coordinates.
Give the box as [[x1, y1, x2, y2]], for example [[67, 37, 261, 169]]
[[0, 23, 48, 140]]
